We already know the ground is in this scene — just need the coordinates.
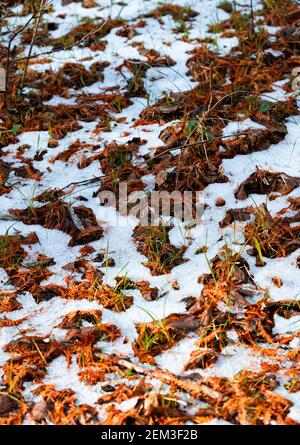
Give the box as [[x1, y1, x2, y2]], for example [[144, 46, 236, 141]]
[[0, 0, 300, 425]]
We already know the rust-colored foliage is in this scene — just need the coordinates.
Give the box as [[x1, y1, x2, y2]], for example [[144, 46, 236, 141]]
[[133, 226, 187, 275], [0, 292, 22, 313], [245, 204, 300, 260], [133, 313, 201, 363], [10, 201, 103, 246], [32, 385, 98, 424], [1, 0, 300, 426], [236, 168, 300, 199], [56, 310, 121, 342]]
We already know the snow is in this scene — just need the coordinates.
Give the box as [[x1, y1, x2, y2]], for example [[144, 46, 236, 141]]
[[44, 355, 104, 406], [155, 336, 199, 374], [202, 346, 261, 378], [1, 0, 300, 424], [275, 386, 300, 423], [273, 314, 300, 335], [222, 118, 266, 139]]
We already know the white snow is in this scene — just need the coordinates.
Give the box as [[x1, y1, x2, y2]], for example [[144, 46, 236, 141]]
[[1, 0, 300, 424]]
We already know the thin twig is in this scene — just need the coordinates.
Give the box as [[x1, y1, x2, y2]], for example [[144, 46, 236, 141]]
[[250, 0, 256, 37], [19, 0, 46, 91], [9, 20, 109, 67], [3, 10, 39, 107]]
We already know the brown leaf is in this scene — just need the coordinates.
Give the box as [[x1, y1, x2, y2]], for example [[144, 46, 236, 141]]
[[236, 169, 300, 200], [69, 226, 103, 246], [184, 349, 218, 370], [0, 394, 18, 414], [31, 401, 49, 421]]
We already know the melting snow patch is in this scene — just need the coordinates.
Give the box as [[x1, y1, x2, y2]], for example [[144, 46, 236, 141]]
[[273, 314, 300, 335]]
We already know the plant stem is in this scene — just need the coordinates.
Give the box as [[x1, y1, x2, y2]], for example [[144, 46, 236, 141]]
[[19, 0, 46, 92]]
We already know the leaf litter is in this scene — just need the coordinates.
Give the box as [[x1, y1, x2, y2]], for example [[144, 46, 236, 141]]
[[0, 0, 300, 425]]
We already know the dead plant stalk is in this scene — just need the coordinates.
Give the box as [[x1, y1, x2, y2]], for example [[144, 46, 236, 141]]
[[19, 0, 47, 92]]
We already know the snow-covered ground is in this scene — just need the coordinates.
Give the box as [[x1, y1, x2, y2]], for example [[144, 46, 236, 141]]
[[0, 0, 299, 425]]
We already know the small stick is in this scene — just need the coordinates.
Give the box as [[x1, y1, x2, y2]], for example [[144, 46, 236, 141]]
[[19, 0, 46, 92], [250, 0, 255, 37]]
